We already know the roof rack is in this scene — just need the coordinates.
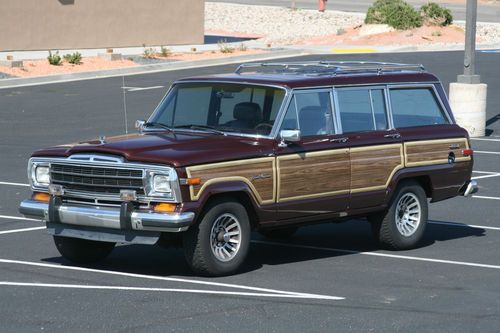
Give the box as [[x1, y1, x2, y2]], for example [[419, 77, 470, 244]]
[[234, 61, 426, 76]]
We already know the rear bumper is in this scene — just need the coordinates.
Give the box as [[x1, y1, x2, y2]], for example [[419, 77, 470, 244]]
[[19, 199, 195, 233], [462, 180, 478, 197]]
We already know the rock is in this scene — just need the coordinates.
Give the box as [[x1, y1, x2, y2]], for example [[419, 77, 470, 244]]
[[358, 24, 395, 37]]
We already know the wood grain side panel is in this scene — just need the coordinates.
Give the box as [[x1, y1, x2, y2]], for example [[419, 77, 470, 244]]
[[350, 144, 404, 192], [405, 138, 471, 167], [186, 158, 275, 204], [278, 149, 350, 202]]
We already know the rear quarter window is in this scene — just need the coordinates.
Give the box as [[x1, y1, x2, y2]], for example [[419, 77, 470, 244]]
[[390, 87, 449, 128]]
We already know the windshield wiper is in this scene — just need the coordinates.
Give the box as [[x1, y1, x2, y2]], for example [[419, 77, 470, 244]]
[[143, 122, 172, 132], [174, 124, 225, 135]]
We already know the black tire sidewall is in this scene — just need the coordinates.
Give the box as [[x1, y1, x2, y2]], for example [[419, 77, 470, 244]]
[[380, 182, 428, 250], [184, 200, 250, 276], [53, 236, 115, 263]]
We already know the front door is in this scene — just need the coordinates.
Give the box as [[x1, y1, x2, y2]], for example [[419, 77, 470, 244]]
[[276, 89, 350, 220]]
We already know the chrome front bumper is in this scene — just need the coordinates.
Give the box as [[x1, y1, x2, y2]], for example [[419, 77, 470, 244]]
[[19, 199, 195, 233]]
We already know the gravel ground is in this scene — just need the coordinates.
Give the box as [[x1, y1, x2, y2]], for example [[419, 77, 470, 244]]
[[206, 2, 365, 44], [206, 2, 500, 45]]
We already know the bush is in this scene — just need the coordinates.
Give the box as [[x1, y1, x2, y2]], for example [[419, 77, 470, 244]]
[[420, 2, 453, 26], [159, 46, 171, 57], [365, 0, 422, 30], [217, 39, 234, 54], [63, 52, 82, 65], [47, 51, 62, 66], [142, 45, 156, 58]]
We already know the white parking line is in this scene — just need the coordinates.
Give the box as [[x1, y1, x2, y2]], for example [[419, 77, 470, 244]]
[[252, 240, 500, 271], [0, 227, 45, 235], [471, 138, 500, 142], [0, 281, 341, 300], [0, 181, 29, 187], [475, 151, 500, 155], [0, 259, 343, 300], [429, 221, 500, 231], [473, 195, 500, 201], [472, 171, 499, 174], [0, 215, 38, 222], [472, 173, 500, 180], [122, 86, 164, 92]]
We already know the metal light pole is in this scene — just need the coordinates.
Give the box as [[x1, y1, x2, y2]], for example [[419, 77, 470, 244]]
[[449, 0, 487, 137], [458, 0, 480, 84]]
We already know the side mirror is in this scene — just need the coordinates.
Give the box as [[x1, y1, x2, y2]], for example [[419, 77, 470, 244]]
[[279, 129, 301, 147], [135, 120, 145, 130]]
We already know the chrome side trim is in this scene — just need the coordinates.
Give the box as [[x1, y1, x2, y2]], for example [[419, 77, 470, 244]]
[[19, 200, 194, 233], [463, 180, 478, 197]]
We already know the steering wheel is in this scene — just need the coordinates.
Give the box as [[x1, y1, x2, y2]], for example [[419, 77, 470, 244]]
[[254, 123, 273, 135]]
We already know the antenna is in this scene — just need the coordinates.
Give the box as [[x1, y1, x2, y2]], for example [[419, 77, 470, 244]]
[[122, 75, 129, 134]]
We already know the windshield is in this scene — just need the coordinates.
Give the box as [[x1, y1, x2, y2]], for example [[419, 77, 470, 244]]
[[148, 82, 287, 136]]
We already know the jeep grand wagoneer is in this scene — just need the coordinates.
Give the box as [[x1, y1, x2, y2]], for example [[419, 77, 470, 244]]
[[19, 61, 478, 276]]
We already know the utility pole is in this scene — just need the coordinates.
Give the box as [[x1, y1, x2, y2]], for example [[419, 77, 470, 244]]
[[458, 0, 480, 84], [449, 0, 487, 137], [291, 0, 296, 10]]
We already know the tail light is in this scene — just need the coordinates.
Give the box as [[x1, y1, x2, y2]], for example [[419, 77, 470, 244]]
[[462, 149, 473, 157]]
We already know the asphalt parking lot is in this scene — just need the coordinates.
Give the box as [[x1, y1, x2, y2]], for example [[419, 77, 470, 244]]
[[1, 51, 499, 332]]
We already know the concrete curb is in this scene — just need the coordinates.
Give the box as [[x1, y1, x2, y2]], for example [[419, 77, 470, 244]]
[[0, 49, 307, 89], [301, 43, 500, 55], [2, 42, 499, 89]]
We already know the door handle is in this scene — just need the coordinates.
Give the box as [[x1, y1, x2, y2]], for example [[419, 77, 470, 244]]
[[330, 137, 349, 143], [384, 133, 401, 139]]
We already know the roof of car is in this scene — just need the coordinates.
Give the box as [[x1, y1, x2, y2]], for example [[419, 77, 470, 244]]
[[176, 61, 440, 89]]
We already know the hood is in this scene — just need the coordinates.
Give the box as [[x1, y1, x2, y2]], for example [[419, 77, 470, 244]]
[[31, 131, 275, 167]]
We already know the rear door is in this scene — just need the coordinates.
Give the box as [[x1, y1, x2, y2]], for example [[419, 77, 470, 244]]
[[276, 89, 351, 220], [387, 84, 472, 198], [334, 86, 404, 209]]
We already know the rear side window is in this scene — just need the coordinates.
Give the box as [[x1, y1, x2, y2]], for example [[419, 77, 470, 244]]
[[279, 90, 335, 137], [390, 88, 449, 128], [337, 88, 388, 133]]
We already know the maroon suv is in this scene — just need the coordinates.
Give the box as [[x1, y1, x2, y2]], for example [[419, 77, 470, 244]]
[[19, 61, 477, 276]]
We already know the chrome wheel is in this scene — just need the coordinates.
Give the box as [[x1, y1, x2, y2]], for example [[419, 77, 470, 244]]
[[395, 192, 421, 237], [210, 213, 242, 262]]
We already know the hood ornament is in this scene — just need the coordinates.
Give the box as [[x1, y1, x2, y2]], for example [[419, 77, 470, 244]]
[[98, 135, 107, 144]]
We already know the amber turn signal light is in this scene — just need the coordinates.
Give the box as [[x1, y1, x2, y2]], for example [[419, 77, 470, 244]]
[[153, 203, 177, 213], [32, 192, 50, 203], [186, 178, 202, 185]]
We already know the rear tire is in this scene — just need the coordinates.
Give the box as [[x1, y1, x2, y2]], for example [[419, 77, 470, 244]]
[[53, 236, 115, 263], [371, 181, 428, 250], [183, 199, 250, 276]]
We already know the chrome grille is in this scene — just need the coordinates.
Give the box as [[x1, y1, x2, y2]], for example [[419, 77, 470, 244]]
[[51, 163, 145, 195]]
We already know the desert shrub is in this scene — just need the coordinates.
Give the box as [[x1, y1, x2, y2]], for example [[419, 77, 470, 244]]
[[142, 45, 157, 58], [217, 39, 234, 53], [63, 52, 82, 64], [47, 51, 62, 66], [365, 0, 422, 30], [160, 46, 171, 57], [420, 2, 453, 26], [238, 43, 248, 51]]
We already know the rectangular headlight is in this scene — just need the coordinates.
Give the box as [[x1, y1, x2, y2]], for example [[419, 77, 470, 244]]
[[145, 167, 180, 201], [29, 160, 50, 189], [35, 166, 50, 185], [153, 174, 172, 193]]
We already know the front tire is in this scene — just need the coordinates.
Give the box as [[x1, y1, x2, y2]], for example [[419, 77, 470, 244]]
[[371, 181, 428, 250], [183, 199, 250, 276], [53, 236, 115, 263]]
